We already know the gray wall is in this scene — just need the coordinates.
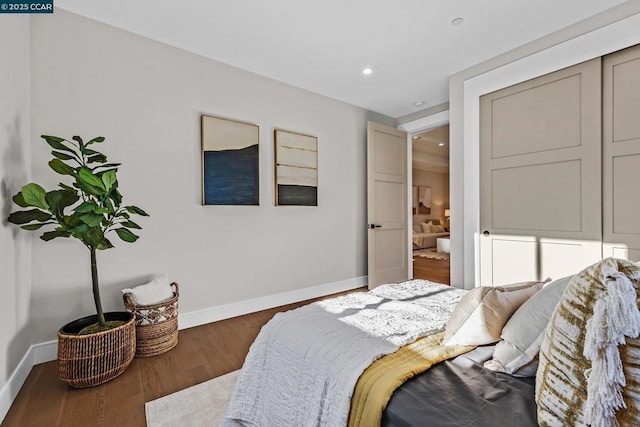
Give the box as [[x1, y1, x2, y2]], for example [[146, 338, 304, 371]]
[[0, 16, 32, 387], [29, 10, 394, 344]]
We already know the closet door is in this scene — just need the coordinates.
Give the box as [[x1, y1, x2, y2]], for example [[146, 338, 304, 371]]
[[479, 59, 602, 286], [603, 45, 640, 262]]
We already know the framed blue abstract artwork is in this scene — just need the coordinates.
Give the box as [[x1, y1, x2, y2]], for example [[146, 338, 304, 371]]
[[274, 129, 318, 206], [201, 115, 259, 205]]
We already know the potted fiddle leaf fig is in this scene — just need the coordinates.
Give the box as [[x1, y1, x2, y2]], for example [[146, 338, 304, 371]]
[[7, 134, 149, 387]]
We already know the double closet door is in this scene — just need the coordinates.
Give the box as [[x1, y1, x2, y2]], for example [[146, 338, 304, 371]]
[[479, 45, 640, 286]]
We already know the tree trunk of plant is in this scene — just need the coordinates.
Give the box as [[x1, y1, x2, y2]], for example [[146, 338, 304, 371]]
[[90, 247, 106, 327]]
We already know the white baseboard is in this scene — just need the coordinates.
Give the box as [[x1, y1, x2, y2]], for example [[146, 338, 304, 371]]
[[179, 275, 368, 330], [0, 346, 33, 423], [0, 276, 367, 424]]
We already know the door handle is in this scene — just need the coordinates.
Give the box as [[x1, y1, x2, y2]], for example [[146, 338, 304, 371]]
[[483, 230, 490, 236], [368, 224, 382, 229]]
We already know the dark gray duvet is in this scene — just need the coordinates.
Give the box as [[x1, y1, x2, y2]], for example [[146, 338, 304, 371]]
[[382, 345, 537, 427]]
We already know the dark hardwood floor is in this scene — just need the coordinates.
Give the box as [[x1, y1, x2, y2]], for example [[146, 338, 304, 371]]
[[1, 288, 364, 427], [412, 253, 450, 285]]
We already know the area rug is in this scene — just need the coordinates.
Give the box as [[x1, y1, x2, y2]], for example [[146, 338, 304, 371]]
[[413, 248, 450, 260], [145, 369, 239, 427]]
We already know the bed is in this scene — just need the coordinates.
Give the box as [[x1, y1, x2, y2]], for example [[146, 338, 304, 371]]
[[412, 220, 449, 249], [382, 345, 537, 427], [223, 258, 640, 427]]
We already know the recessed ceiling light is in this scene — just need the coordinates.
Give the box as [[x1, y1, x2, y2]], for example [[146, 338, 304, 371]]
[[451, 17, 464, 26], [438, 143, 445, 146], [362, 67, 373, 76], [414, 101, 425, 107], [413, 136, 420, 140]]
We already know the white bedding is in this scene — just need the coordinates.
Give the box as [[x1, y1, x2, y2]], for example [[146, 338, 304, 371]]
[[412, 231, 450, 249], [222, 280, 466, 427]]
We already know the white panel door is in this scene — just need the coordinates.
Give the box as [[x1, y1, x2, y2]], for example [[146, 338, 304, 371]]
[[479, 59, 602, 286], [367, 122, 408, 288], [603, 45, 640, 262]]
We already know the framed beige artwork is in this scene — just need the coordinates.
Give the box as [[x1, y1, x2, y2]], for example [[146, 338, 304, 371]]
[[274, 129, 318, 206]]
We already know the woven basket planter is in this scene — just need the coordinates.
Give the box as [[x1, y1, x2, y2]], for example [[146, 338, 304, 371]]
[[123, 282, 179, 358], [57, 311, 136, 388]]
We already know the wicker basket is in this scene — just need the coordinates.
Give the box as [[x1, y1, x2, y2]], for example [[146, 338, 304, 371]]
[[123, 282, 179, 357], [57, 311, 136, 388]]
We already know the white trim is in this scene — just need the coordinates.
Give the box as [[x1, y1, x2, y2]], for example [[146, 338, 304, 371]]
[[179, 276, 367, 329], [31, 340, 57, 365], [0, 345, 33, 423], [397, 110, 449, 133], [454, 11, 640, 288], [398, 110, 451, 286], [0, 276, 366, 424]]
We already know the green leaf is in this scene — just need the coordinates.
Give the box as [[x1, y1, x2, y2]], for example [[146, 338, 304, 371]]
[[87, 136, 105, 145], [61, 215, 83, 229], [110, 189, 123, 207], [51, 151, 76, 161], [93, 163, 120, 170], [12, 192, 29, 208], [101, 170, 117, 190], [123, 220, 141, 229], [77, 167, 105, 192], [21, 222, 55, 230], [72, 223, 88, 235], [95, 207, 109, 214], [115, 227, 139, 243], [41, 230, 71, 241], [45, 189, 79, 217], [58, 182, 76, 192], [75, 201, 96, 214], [49, 159, 75, 176], [42, 135, 75, 154], [83, 227, 104, 247], [87, 154, 107, 164], [79, 213, 103, 227], [97, 237, 114, 250], [21, 183, 49, 210], [75, 180, 103, 197], [72, 136, 84, 146], [8, 209, 52, 225], [105, 197, 116, 213], [125, 205, 149, 217]]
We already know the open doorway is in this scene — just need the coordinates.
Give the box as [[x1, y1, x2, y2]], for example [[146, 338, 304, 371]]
[[410, 125, 450, 284]]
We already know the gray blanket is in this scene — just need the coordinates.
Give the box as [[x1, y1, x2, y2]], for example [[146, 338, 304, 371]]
[[223, 280, 466, 427]]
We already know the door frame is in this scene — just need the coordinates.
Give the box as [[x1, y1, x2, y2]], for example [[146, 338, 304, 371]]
[[397, 110, 450, 281]]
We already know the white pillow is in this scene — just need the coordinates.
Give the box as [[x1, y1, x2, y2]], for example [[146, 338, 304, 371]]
[[122, 274, 174, 305], [443, 280, 544, 346], [420, 221, 433, 233], [484, 275, 572, 376]]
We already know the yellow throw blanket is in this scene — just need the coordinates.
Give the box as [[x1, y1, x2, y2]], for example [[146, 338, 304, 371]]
[[348, 331, 476, 427]]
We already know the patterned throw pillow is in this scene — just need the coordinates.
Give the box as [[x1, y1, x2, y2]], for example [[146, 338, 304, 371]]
[[430, 224, 445, 233], [536, 258, 640, 426]]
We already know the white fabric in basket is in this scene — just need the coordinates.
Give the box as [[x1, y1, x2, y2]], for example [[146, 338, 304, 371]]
[[122, 274, 173, 305]]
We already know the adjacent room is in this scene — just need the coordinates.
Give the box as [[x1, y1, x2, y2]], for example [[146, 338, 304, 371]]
[[2, 1, 640, 426]]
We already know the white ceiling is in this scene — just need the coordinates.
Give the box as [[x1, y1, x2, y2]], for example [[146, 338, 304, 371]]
[[414, 125, 449, 157], [56, 0, 627, 118]]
